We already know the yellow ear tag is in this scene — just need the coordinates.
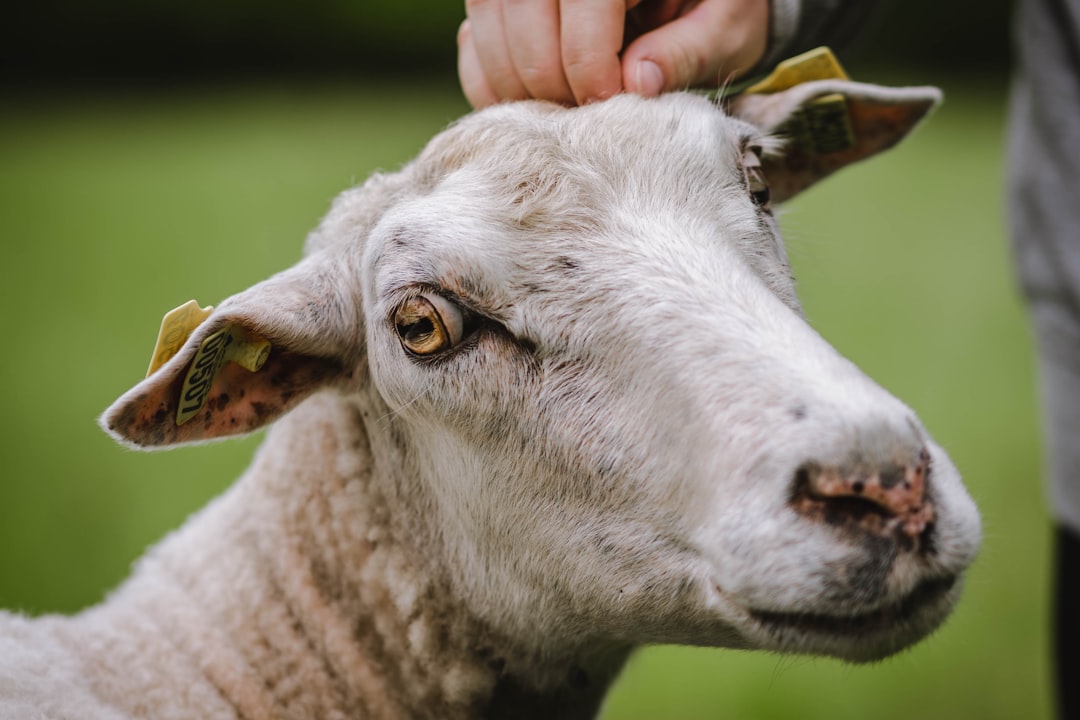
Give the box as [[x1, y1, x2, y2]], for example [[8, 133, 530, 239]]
[[743, 47, 856, 155], [147, 300, 214, 377], [176, 324, 271, 426], [145, 300, 271, 425], [743, 46, 850, 95]]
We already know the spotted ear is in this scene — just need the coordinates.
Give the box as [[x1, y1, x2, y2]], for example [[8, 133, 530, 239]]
[[727, 80, 942, 203], [101, 251, 363, 449]]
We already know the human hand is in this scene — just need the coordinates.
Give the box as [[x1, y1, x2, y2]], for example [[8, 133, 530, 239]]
[[457, 0, 770, 109]]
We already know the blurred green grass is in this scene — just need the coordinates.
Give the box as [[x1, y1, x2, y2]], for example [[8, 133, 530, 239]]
[[0, 80, 1046, 719]]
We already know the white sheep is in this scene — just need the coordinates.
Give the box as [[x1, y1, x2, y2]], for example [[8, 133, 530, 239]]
[[0, 83, 981, 720]]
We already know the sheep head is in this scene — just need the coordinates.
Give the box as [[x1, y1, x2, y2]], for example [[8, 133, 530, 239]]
[[102, 84, 980, 666]]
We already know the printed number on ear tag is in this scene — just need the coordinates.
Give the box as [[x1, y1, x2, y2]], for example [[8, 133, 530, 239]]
[[175, 325, 271, 426], [144, 299, 272, 426], [787, 93, 856, 155]]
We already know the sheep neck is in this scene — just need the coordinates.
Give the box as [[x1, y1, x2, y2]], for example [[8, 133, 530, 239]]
[[141, 391, 629, 720]]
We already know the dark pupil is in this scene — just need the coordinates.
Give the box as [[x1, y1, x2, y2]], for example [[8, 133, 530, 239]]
[[752, 187, 770, 206], [398, 317, 434, 341]]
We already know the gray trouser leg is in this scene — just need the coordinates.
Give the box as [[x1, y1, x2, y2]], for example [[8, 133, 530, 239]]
[[1031, 299, 1080, 535]]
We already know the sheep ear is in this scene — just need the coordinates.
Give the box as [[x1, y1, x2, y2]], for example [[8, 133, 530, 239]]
[[726, 80, 942, 203], [101, 252, 362, 449]]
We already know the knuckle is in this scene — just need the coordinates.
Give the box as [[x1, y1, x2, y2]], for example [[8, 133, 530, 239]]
[[670, 43, 707, 85], [515, 59, 556, 86]]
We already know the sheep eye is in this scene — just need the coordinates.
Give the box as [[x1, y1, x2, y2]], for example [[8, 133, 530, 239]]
[[743, 147, 771, 210], [394, 293, 465, 356]]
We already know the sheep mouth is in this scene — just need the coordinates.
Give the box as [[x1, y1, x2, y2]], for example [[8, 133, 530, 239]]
[[747, 574, 958, 639]]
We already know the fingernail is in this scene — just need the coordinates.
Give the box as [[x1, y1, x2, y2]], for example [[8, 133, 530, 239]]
[[635, 60, 664, 96]]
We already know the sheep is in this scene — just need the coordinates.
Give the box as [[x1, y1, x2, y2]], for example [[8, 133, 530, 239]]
[[0, 83, 981, 720]]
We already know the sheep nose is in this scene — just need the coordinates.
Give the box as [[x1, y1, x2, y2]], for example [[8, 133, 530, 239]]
[[791, 450, 935, 541]]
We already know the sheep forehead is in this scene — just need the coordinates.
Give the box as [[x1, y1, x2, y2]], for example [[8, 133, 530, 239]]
[[416, 93, 762, 200], [367, 94, 782, 320], [312, 93, 767, 262]]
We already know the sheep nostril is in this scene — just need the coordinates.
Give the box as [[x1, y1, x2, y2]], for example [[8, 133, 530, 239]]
[[791, 451, 935, 541]]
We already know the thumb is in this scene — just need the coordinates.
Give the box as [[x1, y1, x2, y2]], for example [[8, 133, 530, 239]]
[[622, 0, 769, 96]]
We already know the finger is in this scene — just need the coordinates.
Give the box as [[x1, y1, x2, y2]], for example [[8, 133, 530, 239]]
[[504, 0, 575, 104], [458, 20, 501, 108], [559, 0, 626, 104], [465, 0, 531, 101], [622, 0, 769, 96]]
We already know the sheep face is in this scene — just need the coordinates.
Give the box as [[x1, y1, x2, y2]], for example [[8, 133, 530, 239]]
[[104, 90, 980, 664], [357, 93, 980, 662]]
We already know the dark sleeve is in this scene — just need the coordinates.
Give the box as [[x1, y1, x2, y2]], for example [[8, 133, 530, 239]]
[[757, 0, 889, 71]]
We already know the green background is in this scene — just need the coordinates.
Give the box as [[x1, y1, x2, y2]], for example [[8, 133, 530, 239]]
[[0, 1, 1046, 716]]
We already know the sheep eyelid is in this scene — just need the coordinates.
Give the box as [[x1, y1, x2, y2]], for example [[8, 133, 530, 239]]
[[749, 179, 771, 209], [740, 146, 771, 212]]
